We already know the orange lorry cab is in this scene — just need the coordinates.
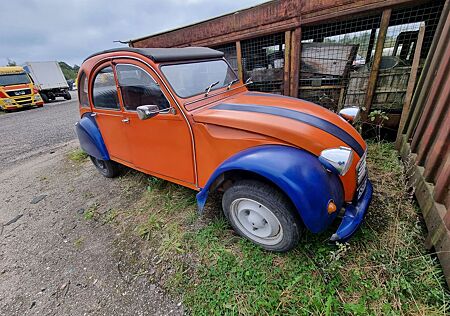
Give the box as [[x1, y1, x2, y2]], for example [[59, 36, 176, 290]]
[[75, 47, 372, 251]]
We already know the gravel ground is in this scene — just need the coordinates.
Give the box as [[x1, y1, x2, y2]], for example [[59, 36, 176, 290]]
[[0, 94, 182, 315], [0, 92, 79, 170]]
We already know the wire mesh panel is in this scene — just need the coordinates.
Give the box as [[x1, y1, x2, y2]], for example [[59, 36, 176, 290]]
[[371, 0, 445, 120], [210, 43, 238, 74], [241, 33, 285, 94], [300, 14, 382, 111]]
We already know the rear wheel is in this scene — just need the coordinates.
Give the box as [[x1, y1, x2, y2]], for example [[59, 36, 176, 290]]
[[64, 90, 72, 100], [222, 180, 301, 252], [89, 156, 120, 178]]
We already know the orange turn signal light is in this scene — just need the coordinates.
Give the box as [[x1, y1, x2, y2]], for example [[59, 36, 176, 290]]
[[327, 200, 337, 214]]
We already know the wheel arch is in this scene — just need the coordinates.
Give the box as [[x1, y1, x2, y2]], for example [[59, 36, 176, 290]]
[[196, 145, 345, 233], [209, 169, 303, 224], [74, 113, 110, 160]]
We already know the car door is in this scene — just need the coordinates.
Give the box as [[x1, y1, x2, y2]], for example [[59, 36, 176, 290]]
[[90, 63, 131, 163], [113, 60, 195, 186]]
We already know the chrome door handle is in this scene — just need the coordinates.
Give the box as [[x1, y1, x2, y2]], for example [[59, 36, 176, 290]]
[[121, 118, 130, 123]]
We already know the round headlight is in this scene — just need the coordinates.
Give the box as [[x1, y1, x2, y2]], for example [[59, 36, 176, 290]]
[[319, 147, 353, 176], [339, 107, 360, 123]]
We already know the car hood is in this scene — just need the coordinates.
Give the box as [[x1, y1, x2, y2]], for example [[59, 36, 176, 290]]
[[191, 91, 366, 158]]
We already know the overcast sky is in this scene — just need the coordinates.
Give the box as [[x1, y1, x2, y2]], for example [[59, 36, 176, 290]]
[[0, 0, 267, 67]]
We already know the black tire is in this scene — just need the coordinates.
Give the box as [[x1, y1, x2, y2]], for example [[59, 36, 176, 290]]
[[40, 93, 49, 103], [64, 90, 72, 100], [89, 156, 120, 178], [222, 180, 301, 252]]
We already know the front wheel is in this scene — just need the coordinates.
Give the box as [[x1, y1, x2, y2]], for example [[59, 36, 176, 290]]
[[222, 180, 301, 252], [40, 93, 49, 103], [89, 156, 120, 178]]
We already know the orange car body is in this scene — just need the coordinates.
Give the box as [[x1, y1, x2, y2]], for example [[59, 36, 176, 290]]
[[76, 47, 372, 242]]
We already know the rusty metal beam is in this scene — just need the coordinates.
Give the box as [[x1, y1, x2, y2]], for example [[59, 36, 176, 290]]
[[434, 157, 450, 204], [411, 30, 450, 157], [404, 1, 450, 141], [283, 30, 292, 96], [423, 109, 449, 184], [361, 8, 391, 123], [236, 41, 243, 81], [289, 27, 301, 98], [395, 23, 425, 147], [131, 0, 301, 48]]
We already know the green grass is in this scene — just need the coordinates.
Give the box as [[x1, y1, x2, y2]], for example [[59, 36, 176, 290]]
[[83, 203, 98, 220], [68, 148, 88, 163], [106, 143, 449, 315]]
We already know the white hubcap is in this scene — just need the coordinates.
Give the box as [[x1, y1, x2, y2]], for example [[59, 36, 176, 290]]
[[230, 198, 283, 246]]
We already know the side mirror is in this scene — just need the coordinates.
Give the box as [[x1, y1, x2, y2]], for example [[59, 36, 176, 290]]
[[339, 107, 360, 123], [136, 105, 159, 120]]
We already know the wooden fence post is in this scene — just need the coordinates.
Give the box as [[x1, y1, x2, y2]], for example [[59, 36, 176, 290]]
[[361, 9, 391, 122], [289, 27, 301, 98], [395, 23, 426, 148], [284, 30, 292, 96], [236, 41, 243, 81]]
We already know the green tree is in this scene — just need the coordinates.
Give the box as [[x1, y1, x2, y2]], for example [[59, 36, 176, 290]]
[[58, 61, 79, 80]]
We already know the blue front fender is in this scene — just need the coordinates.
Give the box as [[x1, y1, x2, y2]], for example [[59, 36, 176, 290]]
[[74, 113, 109, 160], [197, 145, 344, 233]]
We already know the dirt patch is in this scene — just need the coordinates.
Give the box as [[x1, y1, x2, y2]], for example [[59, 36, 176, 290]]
[[0, 141, 182, 315]]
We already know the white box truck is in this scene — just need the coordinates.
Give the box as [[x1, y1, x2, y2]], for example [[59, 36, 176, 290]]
[[23, 61, 71, 103]]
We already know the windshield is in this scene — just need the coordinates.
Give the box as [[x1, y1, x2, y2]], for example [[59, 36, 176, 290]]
[[0, 73, 31, 86], [161, 59, 237, 98]]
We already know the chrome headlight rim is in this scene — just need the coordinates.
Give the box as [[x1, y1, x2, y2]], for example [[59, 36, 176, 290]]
[[319, 146, 354, 176], [339, 107, 361, 123]]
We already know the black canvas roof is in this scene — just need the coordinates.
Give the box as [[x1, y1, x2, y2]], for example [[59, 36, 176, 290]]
[[84, 47, 224, 63]]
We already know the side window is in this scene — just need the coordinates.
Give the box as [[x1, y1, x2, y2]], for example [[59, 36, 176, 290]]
[[78, 72, 89, 107], [92, 66, 119, 110], [116, 64, 169, 111]]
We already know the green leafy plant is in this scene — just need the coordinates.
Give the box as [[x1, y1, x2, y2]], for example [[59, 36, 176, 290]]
[[368, 110, 389, 142]]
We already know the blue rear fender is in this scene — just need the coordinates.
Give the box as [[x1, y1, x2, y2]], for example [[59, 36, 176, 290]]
[[74, 113, 109, 161], [197, 145, 344, 233]]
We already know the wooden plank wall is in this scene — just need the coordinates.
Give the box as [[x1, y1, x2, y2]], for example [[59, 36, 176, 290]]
[[397, 3, 450, 285]]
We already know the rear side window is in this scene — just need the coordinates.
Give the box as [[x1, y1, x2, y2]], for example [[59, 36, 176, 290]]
[[116, 64, 169, 111], [78, 72, 89, 107], [92, 66, 119, 110]]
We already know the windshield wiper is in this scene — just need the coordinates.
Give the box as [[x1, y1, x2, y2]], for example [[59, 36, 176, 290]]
[[226, 78, 239, 90], [204, 80, 220, 97]]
